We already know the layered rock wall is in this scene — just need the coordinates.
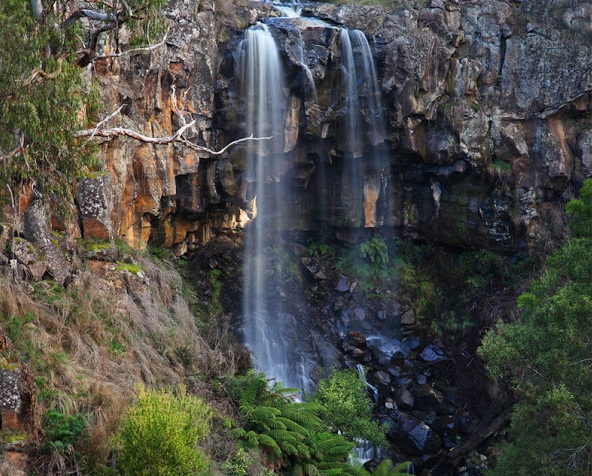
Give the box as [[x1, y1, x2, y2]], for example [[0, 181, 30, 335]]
[[87, 0, 591, 254]]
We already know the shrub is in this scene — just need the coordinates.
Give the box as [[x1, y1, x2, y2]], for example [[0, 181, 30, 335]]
[[112, 386, 212, 476], [42, 409, 86, 453], [311, 368, 387, 447]]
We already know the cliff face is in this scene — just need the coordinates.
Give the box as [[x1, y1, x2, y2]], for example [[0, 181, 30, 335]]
[[87, 0, 591, 253]]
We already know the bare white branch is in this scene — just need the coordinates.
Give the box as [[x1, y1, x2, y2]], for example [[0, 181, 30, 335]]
[[84, 104, 125, 145], [76, 87, 272, 155], [61, 9, 117, 28], [180, 134, 273, 156], [75, 120, 197, 144]]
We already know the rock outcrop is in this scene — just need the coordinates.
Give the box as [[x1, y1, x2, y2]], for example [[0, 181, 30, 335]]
[[72, 0, 591, 255]]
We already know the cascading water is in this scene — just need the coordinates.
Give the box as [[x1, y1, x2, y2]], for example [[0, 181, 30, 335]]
[[237, 21, 391, 394], [239, 23, 313, 392], [339, 29, 388, 228]]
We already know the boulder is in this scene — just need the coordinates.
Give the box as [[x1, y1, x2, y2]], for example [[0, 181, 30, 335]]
[[10, 238, 47, 281], [76, 174, 114, 240], [22, 200, 71, 285], [383, 411, 442, 456]]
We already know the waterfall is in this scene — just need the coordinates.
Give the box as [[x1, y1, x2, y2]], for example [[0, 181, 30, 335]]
[[239, 23, 312, 392], [339, 29, 388, 228]]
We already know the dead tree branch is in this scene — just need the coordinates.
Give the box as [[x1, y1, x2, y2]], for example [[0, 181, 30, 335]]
[[61, 9, 117, 28], [76, 87, 272, 155]]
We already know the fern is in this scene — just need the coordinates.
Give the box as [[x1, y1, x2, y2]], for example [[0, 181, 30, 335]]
[[228, 427, 247, 439], [276, 416, 310, 434], [281, 404, 324, 431], [372, 460, 412, 475], [239, 375, 267, 410], [267, 429, 304, 443], [244, 430, 260, 448], [257, 433, 281, 455]]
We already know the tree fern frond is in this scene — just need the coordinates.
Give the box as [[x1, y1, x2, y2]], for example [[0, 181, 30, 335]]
[[319, 461, 364, 473], [311, 433, 355, 455], [281, 406, 324, 431], [389, 461, 413, 475], [276, 416, 311, 436], [292, 464, 305, 476], [303, 463, 321, 476], [266, 429, 304, 444], [373, 459, 391, 476], [279, 441, 299, 456], [244, 430, 259, 448], [251, 405, 282, 426], [269, 380, 301, 399], [257, 433, 282, 455], [228, 427, 247, 439], [294, 441, 312, 459], [324, 443, 356, 459], [239, 374, 267, 411]]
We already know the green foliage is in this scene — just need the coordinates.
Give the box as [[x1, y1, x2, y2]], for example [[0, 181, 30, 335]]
[[307, 241, 333, 260], [565, 179, 592, 238], [221, 447, 275, 476], [115, 262, 144, 275], [208, 269, 224, 316], [112, 386, 212, 476], [310, 368, 387, 448], [0, 0, 99, 205], [228, 371, 375, 475], [271, 244, 302, 286], [371, 459, 412, 476], [42, 409, 86, 453], [337, 234, 393, 291], [3, 312, 35, 343], [393, 239, 532, 335], [359, 235, 388, 266], [478, 191, 592, 476]]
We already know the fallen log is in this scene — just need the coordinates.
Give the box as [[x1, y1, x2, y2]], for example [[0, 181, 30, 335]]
[[431, 408, 513, 474]]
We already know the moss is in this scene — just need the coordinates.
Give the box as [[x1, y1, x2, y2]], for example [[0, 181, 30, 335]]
[[79, 238, 112, 252], [82, 171, 108, 179], [0, 430, 26, 444], [115, 262, 144, 275]]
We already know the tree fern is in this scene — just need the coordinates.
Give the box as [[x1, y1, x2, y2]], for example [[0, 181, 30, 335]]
[[372, 459, 412, 475], [310, 433, 355, 461], [257, 433, 282, 456], [276, 416, 311, 436], [318, 461, 367, 476]]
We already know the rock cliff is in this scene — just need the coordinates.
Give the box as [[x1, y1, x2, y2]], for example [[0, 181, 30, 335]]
[[82, 0, 591, 255]]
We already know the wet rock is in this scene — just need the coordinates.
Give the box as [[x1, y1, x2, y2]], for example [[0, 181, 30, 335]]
[[384, 411, 442, 456], [343, 332, 368, 353], [414, 384, 444, 411], [420, 344, 450, 364], [389, 346, 407, 366], [374, 370, 391, 386], [333, 296, 345, 311], [334, 273, 353, 292], [394, 388, 415, 411], [301, 256, 319, 275], [400, 309, 416, 325]]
